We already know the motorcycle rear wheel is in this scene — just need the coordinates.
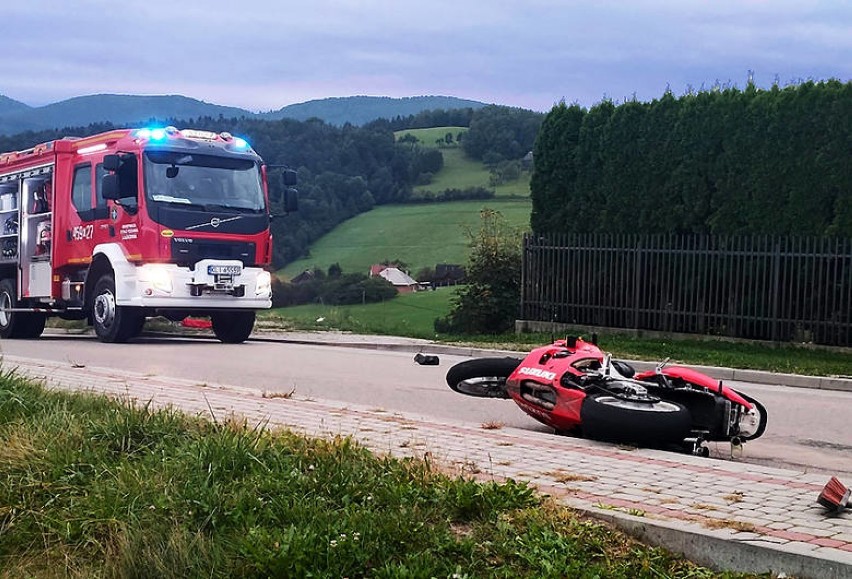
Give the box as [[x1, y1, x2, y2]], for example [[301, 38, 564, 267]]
[[445, 357, 522, 399], [581, 393, 692, 446]]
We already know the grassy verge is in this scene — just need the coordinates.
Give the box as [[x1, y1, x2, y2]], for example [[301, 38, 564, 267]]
[[264, 287, 457, 340], [0, 370, 748, 578], [261, 290, 852, 377]]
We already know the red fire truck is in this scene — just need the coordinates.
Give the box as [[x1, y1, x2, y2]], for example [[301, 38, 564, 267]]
[[0, 126, 296, 343]]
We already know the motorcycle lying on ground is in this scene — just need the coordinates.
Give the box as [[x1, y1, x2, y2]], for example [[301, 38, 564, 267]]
[[445, 336, 768, 456]]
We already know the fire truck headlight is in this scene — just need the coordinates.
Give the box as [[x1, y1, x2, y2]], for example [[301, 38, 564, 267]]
[[149, 267, 173, 293], [256, 271, 272, 296]]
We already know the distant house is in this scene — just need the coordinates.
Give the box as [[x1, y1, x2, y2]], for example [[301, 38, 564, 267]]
[[433, 263, 466, 287], [370, 264, 419, 293]]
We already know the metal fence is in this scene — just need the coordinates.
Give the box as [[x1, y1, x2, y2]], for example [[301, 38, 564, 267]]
[[520, 234, 852, 346]]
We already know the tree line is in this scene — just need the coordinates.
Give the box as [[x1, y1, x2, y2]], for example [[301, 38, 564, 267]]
[[530, 80, 851, 236]]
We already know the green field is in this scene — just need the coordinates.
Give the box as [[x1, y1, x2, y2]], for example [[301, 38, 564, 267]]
[[394, 127, 531, 198], [264, 286, 458, 339], [279, 127, 533, 278], [281, 197, 531, 278]]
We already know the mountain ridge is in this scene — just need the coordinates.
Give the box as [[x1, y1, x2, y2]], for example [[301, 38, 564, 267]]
[[0, 93, 490, 135]]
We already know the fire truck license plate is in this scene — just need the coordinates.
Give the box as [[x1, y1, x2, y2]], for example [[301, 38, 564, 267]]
[[208, 265, 242, 275]]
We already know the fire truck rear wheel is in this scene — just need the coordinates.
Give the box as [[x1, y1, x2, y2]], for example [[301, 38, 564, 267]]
[[92, 273, 141, 343], [0, 278, 45, 339], [0, 278, 18, 338], [210, 310, 255, 344]]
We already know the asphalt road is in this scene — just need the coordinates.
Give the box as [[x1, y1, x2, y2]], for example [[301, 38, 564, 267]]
[[2, 332, 851, 479]]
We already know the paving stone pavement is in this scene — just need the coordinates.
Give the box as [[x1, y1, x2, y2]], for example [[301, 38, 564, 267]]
[[5, 352, 852, 578]]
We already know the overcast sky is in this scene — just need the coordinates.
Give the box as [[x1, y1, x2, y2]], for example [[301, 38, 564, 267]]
[[2, 0, 849, 112]]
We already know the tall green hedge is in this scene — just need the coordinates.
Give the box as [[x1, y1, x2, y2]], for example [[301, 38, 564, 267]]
[[531, 80, 851, 236]]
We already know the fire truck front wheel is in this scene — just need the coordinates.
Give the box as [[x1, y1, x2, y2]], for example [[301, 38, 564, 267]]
[[0, 278, 46, 339], [210, 310, 256, 344], [91, 273, 141, 343]]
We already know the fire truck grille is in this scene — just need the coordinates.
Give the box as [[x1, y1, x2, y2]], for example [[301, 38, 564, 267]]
[[171, 239, 256, 266]]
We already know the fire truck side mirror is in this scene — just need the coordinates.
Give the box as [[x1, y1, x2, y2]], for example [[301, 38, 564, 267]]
[[283, 187, 298, 213], [282, 169, 297, 187], [102, 174, 121, 200], [103, 154, 121, 172]]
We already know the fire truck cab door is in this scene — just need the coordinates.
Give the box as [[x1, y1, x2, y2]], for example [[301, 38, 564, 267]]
[[56, 155, 144, 270], [54, 161, 106, 268]]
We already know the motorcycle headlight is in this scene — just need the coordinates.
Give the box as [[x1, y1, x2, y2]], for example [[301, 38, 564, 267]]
[[256, 270, 272, 296]]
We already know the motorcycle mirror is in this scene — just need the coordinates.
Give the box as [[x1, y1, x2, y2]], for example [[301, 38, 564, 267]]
[[602, 353, 612, 376]]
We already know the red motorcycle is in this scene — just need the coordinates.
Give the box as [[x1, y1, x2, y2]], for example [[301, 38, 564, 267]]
[[445, 336, 767, 456]]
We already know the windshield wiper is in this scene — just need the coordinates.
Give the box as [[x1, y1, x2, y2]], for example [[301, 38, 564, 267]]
[[203, 203, 261, 214]]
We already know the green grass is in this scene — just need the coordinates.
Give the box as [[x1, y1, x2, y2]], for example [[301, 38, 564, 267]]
[[264, 286, 458, 339], [494, 169, 532, 197], [0, 369, 747, 578], [417, 146, 494, 191], [281, 198, 531, 278]]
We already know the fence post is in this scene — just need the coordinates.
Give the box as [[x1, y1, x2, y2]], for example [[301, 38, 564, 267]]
[[633, 235, 642, 329], [770, 237, 781, 342]]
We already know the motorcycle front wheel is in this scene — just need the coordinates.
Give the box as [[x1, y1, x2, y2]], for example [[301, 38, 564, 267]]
[[581, 393, 692, 446], [445, 357, 522, 399]]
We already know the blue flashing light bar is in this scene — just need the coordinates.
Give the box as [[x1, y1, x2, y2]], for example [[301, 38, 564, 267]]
[[134, 127, 169, 141], [133, 127, 251, 149]]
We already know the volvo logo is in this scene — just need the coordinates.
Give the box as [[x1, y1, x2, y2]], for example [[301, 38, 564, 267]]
[[186, 215, 242, 230]]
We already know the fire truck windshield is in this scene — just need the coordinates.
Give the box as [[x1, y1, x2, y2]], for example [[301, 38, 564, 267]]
[[143, 151, 265, 212]]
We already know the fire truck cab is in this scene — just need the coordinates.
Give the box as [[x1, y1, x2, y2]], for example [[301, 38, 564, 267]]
[[0, 127, 296, 343]]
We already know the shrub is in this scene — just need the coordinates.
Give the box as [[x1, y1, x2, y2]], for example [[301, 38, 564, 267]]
[[435, 209, 522, 334]]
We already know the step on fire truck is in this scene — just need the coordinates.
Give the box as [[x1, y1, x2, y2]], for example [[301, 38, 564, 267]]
[[0, 127, 296, 343]]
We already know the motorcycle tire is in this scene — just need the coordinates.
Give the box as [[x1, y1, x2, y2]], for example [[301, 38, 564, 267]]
[[445, 357, 522, 399], [581, 393, 692, 446]]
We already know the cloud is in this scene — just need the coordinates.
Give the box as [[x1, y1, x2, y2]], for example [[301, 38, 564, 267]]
[[0, 0, 848, 111]]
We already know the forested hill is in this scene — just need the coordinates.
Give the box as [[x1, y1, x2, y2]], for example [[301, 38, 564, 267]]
[[263, 96, 488, 125], [0, 95, 28, 116], [0, 93, 488, 135]]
